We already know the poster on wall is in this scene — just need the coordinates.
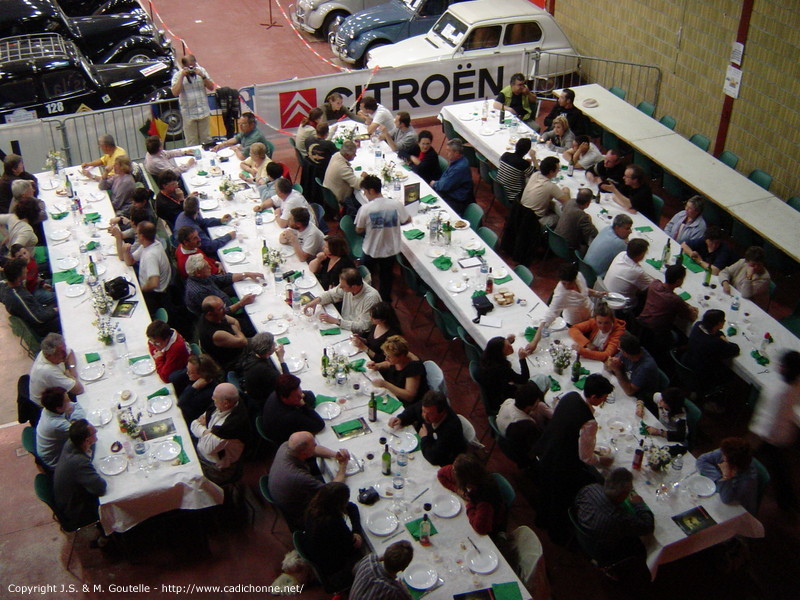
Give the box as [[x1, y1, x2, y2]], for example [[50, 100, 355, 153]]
[[724, 65, 742, 99]]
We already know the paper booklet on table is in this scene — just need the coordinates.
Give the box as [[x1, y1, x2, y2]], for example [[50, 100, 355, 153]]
[[112, 300, 138, 318], [139, 418, 176, 441], [458, 257, 483, 269], [478, 315, 503, 328], [671, 505, 717, 536]]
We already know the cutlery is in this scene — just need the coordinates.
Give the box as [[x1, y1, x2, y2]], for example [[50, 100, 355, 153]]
[[382, 428, 400, 439], [527, 301, 540, 314], [382, 529, 404, 543], [467, 536, 481, 554], [410, 487, 429, 503]]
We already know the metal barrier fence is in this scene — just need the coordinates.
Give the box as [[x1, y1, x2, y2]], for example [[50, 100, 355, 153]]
[[526, 50, 662, 110]]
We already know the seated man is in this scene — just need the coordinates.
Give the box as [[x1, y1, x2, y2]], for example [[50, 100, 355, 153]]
[[543, 88, 587, 135], [269, 178, 318, 228], [213, 112, 269, 160], [554, 187, 598, 254], [520, 156, 570, 228], [358, 96, 395, 136], [664, 195, 707, 245], [154, 169, 189, 230], [431, 139, 474, 216], [388, 391, 466, 467], [268, 431, 350, 530], [605, 333, 660, 407], [585, 149, 625, 188], [143, 134, 195, 177], [184, 253, 262, 316], [380, 111, 416, 158], [574, 468, 654, 565], [494, 72, 539, 129], [563, 135, 603, 171], [146, 320, 190, 385], [175, 226, 221, 279], [30, 333, 84, 406], [306, 123, 338, 174], [278, 207, 324, 262], [8, 244, 53, 306], [681, 225, 733, 275], [80, 134, 126, 176], [323, 141, 364, 214], [350, 540, 414, 600], [682, 309, 740, 386], [569, 300, 627, 362], [196, 296, 250, 372], [251, 161, 286, 206], [53, 420, 106, 530], [190, 382, 250, 484], [496, 382, 552, 465], [175, 196, 236, 258], [36, 387, 86, 469], [109, 188, 156, 241], [0, 257, 60, 337], [719, 246, 772, 310], [240, 332, 290, 409], [584, 214, 633, 277], [262, 374, 323, 445], [603, 164, 657, 223], [603, 239, 653, 304], [697, 437, 759, 515], [111, 221, 172, 315], [637, 264, 699, 338], [303, 268, 381, 334]]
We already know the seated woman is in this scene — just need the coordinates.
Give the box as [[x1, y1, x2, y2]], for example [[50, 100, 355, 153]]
[[91, 155, 136, 216], [437, 454, 508, 539], [178, 354, 223, 426], [497, 382, 553, 462], [319, 91, 362, 123], [0, 196, 41, 252], [568, 301, 627, 362], [308, 235, 355, 291], [301, 482, 364, 590], [146, 319, 190, 385], [539, 115, 575, 152], [351, 302, 402, 364], [408, 130, 441, 183], [635, 387, 688, 447], [544, 263, 605, 327], [477, 335, 533, 415], [368, 335, 428, 405], [240, 332, 290, 411], [240, 142, 272, 185], [696, 437, 759, 515]]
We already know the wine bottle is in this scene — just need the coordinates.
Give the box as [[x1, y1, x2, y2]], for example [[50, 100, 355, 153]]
[[419, 514, 432, 546], [261, 240, 269, 266], [381, 444, 392, 476], [368, 392, 377, 422]]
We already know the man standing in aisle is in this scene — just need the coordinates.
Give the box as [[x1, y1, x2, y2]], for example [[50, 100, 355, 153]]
[[171, 54, 216, 146], [355, 175, 411, 301], [432, 139, 473, 216]]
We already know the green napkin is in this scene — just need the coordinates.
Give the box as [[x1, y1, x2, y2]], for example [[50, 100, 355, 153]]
[[645, 258, 663, 270], [34, 246, 49, 267], [432, 256, 452, 270], [222, 247, 243, 254], [85, 241, 99, 251], [276, 337, 290, 345], [173, 435, 190, 465], [549, 376, 561, 392], [639, 420, 649, 436], [419, 194, 438, 204], [85, 352, 101, 363], [147, 387, 170, 399], [471, 290, 487, 298], [492, 582, 523, 600], [256, 207, 274, 214], [574, 376, 588, 390], [678, 291, 691, 301], [196, 170, 208, 176], [403, 582, 429, 600], [50, 211, 69, 220], [599, 208, 609, 215], [354, 165, 362, 171], [83, 212, 101, 223], [405, 517, 438, 540], [376, 395, 402, 414], [320, 327, 341, 336], [332, 419, 363, 435], [466, 248, 485, 258], [634, 225, 653, 232], [128, 355, 150, 365], [494, 274, 512, 284], [315, 394, 337, 404], [726, 325, 738, 337], [525, 326, 538, 342], [682, 254, 705, 273], [403, 229, 425, 240], [349, 358, 366, 372], [402, 164, 412, 171], [751, 350, 770, 366], [52, 269, 84, 284]]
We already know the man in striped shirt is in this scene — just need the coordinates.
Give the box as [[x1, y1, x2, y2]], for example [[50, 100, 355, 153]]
[[350, 541, 414, 600]]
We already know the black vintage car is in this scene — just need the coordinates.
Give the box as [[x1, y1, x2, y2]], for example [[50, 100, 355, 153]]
[[1, 0, 173, 65], [57, 0, 146, 17], [0, 34, 179, 132]]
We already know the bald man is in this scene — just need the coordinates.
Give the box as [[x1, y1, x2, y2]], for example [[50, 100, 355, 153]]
[[268, 431, 350, 529], [190, 382, 250, 484]]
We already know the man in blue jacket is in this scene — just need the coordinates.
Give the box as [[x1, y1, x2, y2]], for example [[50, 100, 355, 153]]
[[432, 139, 473, 216]]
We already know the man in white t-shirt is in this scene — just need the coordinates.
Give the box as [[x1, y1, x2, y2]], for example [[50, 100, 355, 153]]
[[112, 221, 172, 315], [271, 178, 317, 228], [354, 175, 410, 301], [359, 96, 396, 137], [279, 207, 324, 262], [603, 239, 653, 307], [29, 333, 85, 406]]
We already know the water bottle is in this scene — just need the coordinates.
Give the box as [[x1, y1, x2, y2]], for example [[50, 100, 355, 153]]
[[393, 177, 401, 194], [115, 326, 128, 358], [541, 324, 551, 340], [479, 260, 489, 280], [428, 214, 440, 245], [292, 287, 301, 313], [731, 296, 740, 311], [392, 472, 405, 501], [397, 449, 408, 472], [255, 212, 263, 227]]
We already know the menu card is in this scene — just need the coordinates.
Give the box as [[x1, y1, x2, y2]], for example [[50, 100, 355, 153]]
[[139, 418, 176, 441], [672, 505, 717, 536], [404, 182, 421, 205]]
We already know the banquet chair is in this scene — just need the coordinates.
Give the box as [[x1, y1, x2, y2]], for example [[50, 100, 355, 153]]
[[574, 250, 598, 288], [788, 197, 800, 213], [514, 265, 534, 286], [289, 138, 305, 181], [719, 150, 739, 170], [357, 264, 372, 285], [468, 360, 490, 417], [464, 203, 484, 231], [475, 151, 494, 196], [395, 254, 429, 323], [189, 342, 201, 356], [488, 169, 512, 210], [689, 134, 711, 152], [608, 86, 626, 99], [635, 101, 655, 117], [316, 177, 340, 217], [438, 154, 449, 174], [542, 225, 571, 262], [154, 307, 168, 323], [458, 328, 482, 364], [292, 183, 303, 194], [292, 531, 351, 594], [423, 360, 447, 395], [458, 414, 484, 450], [258, 475, 286, 535], [488, 415, 531, 467], [659, 115, 677, 130], [22, 426, 50, 473], [510, 525, 552, 600], [8, 315, 42, 359], [310, 203, 329, 234], [264, 139, 275, 159], [748, 169, 772, 191], [752, 457, 770, 512], [424, 292, 460, 362], [651, 194, 665, 226], [477, 226, 498, 250], [491, 473, 515, 508], [684, 399, 702, 450], [338, 215, 363, 261]]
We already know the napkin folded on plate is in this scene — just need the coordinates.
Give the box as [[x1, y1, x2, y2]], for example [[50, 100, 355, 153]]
[[332, 419, 363, 435], [276, 337, 290, 345], [645, 258, 663, 270], [320, 327, 341, 336], [419, 194, 437, 204], [128, 355, 150, 364], [524, 326, 538, 342], [376, 395, 402, 414], [494, 274, 512, 284], [83, 212, 102, 223], [147, 387, 170, 399], [466, 248, 485, 258], [432, 256, 452, 271], [492, 582, 523, 600], [222, 247, 243, 254], [472, 290, 487, 298], [315, 394, 337, 404], [726, 326, 737, 337], [678, 291, 691, 301], [256, 207, 274, 214], [50, 211, 69, 220], [574, 376, 588, 390], [682, 254, 706, 273], [85, 352, 101, 363], [549, 376, 561, 392], [349, 358, 366, 372], [634, 225, 653, 232], [405, 517, 438, 540], [403, 229, 425, 240], [751, 350, 770, 365], [52, 269, 84, 285], [85, 241, 99, 251], [173, 435, 190, 465]]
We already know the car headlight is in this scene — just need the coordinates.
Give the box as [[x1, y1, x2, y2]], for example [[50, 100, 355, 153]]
[[139, 23, 155, 36]]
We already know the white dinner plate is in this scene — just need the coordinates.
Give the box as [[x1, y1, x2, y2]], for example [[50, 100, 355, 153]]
[[373, 481, 394, 499], [605, 292, 628, 309], [154, 440, 181, 461], [114, 390, 137, 407], [149, 396, 173, 414], [200, 199, 219, 211], [224, 251, 246, 264], [432, 493, 461, 518], [334, 339, 359, 357], [294, 275, 317, 289], [80, 363, 104, 382], [216, 148, 235, 158], [88, 191, 107, 203], [466, 549, 498, 574], [265, 319, 288, 335], [102, 242, 117, 256], [460, 112, 477, 121], [446, 280, 467, 293], [238, 281, 263, 296], [425, 247, 445, 258], [607, 419, 632, 434], [345, 457, 363, 476], [95, 263, 107, 276], [366, 510, 398, 536], [404, 564, 438, 590], [88, 408, 112, 427], [285, 356, 304, 373], [56, 256, 79, 270], [40, 178, 60, 191], [98, 455, 128, 476], [315, 401, 342, 420], [549, 317, 567, 331], [494, 267, 508, 279], [687, 475, 716, 497], [261, 210, 276, 223], [453, 220, 469, 230], [51, 229, 71, 241], [189, 176, 208, 187], [463, 239, 480, 250], [279, 245, 295, 258], [388, 431, 418, 453], [479, 126, 498, 136], [131, 358, 156, 376]]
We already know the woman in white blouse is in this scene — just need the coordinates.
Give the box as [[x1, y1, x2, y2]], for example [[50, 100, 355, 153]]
[[543, 263, 606, 326]]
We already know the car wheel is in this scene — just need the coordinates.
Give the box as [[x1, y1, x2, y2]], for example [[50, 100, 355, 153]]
[[360, 41, 388, 69], [323, 11, 347, 42], [158, 107, 184, 142], [121, 48, 158, 63]]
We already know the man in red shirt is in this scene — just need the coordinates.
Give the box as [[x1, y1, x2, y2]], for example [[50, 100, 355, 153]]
[[175, 226, 220, 279]]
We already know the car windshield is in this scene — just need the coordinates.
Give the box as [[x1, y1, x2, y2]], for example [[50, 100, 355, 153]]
[[401, 0, 424, 10], [41, 68, 87, 98], [0, 77, 37, 109], [431, 12, 467, 47]]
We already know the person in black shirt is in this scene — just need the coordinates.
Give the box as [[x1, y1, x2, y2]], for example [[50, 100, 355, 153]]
[[682, 309, 740, 388], [351, 301, 402, 364], [408, 130, 442, 183], [543, 88, 587, 135], [309, 235, 355, 291], [389, 391, 466, 467], [368, 335, 428, 405], [240, 332, 290, 411], [0, 154, 38, 214], [681, 225, 734, 274], [604, 164, 656, 223], [178, 354, 223, 426], [586, 149, 625, 187], [155, 169, 189, 230], [261, 374, 323, 445], [476, 335, 533, 415]]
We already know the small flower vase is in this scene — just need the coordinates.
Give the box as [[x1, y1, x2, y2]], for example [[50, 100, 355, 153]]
[[100, 335, 113, 346], [554, 365, 564, 376], [224, 192, 234, 201]]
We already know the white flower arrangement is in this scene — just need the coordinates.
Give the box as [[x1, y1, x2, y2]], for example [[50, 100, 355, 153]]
[[263, 247, 285, 270], [219, 177, 239, 196], [548, 340, 572, 372], [645, 444, 673, 472], [91, 286, 114, 316], [332, 125, 358, 146], [380, 160, 398, 184], [94, 315, 115, 344], [44, 150, 65, 173], [117, 407, 140, 438]]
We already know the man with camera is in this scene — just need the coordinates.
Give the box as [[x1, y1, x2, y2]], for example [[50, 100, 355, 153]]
[[171, 54, 216, 146]]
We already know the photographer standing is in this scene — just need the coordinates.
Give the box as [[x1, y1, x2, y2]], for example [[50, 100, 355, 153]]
[[171, 54, 216, 146]]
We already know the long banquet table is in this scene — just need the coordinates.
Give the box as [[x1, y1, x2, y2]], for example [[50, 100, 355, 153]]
[[36, 169, 223, 534]]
